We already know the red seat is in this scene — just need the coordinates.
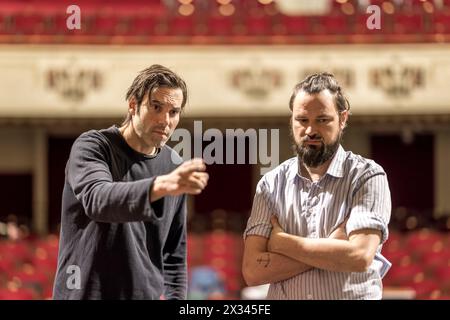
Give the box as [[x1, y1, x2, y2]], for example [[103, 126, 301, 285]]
[[435, 266, 450, 283], [384, 249, 412, 266], [11, 265, 49, 286], [0, 13, 12, 35], [0, 255, 15, 275], [0, 240, 31, 263], [409, 279, 440, 299], [203, 250, 239, 264], [280, 16, 312, 35], [93, 14, 119, 36], [0, 287, 35, 300], [384, 264, 424, 286], [42, 284, 54, 300], [33, 235, 59, 254], [443, 0, 450, 10], [317, 15, 349, 34], [393, 13, 424, 34], [169, 16, 195, 36], [384, 229, 403, 246], [432, 13, 450, 33], [207, 16, 234, 36], [130, 15, 157, 36], [49, 14, 71, 35], [405, 229, 445, 259], [204, 231, 241, 246], [421, 249, 450, 272], [246, 16, 271, 36], [14, 13, 45, 35], [31, 255, 58, 275]]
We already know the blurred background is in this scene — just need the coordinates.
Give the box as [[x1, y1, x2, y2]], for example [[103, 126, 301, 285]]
[[0, 0, 450, 300]]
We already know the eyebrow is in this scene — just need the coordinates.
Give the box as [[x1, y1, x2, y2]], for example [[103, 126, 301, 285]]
[[150, 99, 181, 111], [296, 114, 333, 118], [150, 99, 163, 105]]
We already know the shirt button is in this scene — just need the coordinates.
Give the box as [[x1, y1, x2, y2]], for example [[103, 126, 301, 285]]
[[307, 294, 313, 300]]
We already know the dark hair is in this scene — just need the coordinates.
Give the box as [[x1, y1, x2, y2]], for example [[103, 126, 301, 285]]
[[289, 72, 350, 114], [122, 64, 188, 125]]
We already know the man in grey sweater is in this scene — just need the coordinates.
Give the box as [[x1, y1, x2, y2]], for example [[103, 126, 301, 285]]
[[53, 65, 208, 300]]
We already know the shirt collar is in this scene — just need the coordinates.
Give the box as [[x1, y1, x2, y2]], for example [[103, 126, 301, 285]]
[[325, 145, 346, 178], [291, 144, 346, 182]]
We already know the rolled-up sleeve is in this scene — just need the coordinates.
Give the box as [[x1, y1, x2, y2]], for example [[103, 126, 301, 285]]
[[244, 178, 276, 239], [346, 171, 392, 244]]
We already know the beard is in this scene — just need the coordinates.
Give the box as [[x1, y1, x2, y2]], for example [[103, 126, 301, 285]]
[[292, 131, 342, 168]]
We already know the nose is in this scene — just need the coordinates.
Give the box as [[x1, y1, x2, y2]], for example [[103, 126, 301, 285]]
[[305, 124, 317, 136], [156, 111, 170, 127]]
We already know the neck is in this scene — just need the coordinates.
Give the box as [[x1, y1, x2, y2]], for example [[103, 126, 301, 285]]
[[119, 123, 156, 155], [300, 158, 332, 182]]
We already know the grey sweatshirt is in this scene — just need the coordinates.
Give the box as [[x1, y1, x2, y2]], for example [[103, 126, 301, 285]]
[[53, 126, 187, 300]]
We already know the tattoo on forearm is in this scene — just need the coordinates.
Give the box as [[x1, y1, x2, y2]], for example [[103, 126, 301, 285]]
[[257, 253, 270, 268]]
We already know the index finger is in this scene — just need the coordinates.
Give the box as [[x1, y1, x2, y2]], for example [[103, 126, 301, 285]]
[[178, 158, 206, 175]]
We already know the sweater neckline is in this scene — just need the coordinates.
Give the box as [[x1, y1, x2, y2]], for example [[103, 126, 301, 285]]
[[111, 125, 161, 159]]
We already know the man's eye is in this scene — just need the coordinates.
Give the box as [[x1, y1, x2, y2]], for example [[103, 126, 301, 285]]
[[170, 110, 180, 116]]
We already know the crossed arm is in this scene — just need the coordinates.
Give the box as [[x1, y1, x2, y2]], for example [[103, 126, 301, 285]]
[[242, 217, 381, 287]]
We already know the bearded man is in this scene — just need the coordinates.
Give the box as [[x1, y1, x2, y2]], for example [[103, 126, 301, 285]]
[[242, 72, 392, 300]]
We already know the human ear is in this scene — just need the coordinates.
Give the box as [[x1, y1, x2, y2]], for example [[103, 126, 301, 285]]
[[128, 97, 137, 115], [339, 110, 348, 129]]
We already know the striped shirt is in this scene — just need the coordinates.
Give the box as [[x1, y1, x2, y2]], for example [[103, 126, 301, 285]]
[[244, 145, 391, 300]]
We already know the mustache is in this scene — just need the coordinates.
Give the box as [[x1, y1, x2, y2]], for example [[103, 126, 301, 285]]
[[302, 135, 323, 142]]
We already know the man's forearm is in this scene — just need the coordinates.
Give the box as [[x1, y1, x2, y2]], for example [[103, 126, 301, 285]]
[[270, 234, 369, 273], [243, 250, 312, 286]]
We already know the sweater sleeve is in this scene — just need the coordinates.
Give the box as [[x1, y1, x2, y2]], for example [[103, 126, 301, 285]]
[[67, 132, 161, 223], [162, 195, 187, 300]]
